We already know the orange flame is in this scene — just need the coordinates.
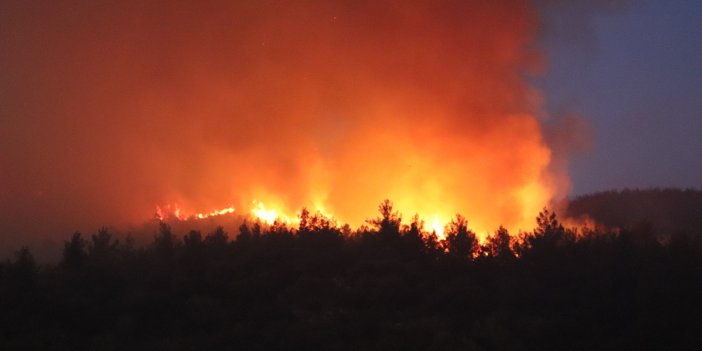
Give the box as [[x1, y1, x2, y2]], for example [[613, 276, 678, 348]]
[[251, 200, 296, 225], [432, 215, 446, 240], [156, 204, 235, 221]]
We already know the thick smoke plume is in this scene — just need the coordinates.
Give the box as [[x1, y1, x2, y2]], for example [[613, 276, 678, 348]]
[[0, 1, 564, 255]]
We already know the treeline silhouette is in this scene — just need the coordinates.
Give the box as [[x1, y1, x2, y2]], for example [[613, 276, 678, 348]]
[[2, 200, 702, 350]]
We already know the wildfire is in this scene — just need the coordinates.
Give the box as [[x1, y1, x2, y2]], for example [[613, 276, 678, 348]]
[[251, 200, 296, 225], [155, 201, 300, 226], [156, 199, 461, 241], [156, 204, 236, 221], [144, 1, 561, 241]]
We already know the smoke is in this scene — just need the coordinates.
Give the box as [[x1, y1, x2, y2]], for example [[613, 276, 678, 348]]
[[1, 1, 569, 256], [536, 0, 631, 53]]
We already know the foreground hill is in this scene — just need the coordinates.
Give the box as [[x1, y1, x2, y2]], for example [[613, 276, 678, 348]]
[[567, 188, 702, 236]]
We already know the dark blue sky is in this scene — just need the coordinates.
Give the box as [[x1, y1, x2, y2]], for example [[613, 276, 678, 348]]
[[538, 0, 702, 195]]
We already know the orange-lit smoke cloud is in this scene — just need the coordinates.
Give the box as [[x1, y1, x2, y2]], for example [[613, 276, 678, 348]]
[[0, 1, 562, 254]]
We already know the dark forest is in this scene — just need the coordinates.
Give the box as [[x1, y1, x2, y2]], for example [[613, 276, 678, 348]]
[[2, 190, 702, 350]]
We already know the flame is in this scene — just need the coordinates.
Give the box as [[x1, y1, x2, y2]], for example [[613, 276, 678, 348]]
[[432, 215, 446, 240], [156, 204, 235, 221], [251, 200, 284, 224], [156, 201, 309, 226], [156, 199, 455, 242], [195, 206, 235, 219]]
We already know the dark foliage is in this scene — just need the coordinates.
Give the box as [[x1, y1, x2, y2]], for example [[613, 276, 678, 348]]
[[2, 201, 702, 350]]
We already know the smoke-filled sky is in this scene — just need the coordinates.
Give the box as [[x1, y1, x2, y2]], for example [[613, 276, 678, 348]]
[[0, 0, 699, 254]]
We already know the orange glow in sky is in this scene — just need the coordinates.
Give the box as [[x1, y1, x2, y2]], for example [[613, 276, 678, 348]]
[[0, 1, 567, 251]]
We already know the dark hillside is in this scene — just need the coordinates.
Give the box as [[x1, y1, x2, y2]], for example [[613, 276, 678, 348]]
[[567, 188, 702, 236]]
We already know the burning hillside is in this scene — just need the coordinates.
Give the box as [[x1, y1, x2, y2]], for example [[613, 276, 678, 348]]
[[142, 0, 559, 237], [0, 1, 565, 252]]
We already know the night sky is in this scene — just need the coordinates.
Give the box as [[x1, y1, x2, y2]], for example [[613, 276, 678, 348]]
[[539, 0, 702, 194]]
